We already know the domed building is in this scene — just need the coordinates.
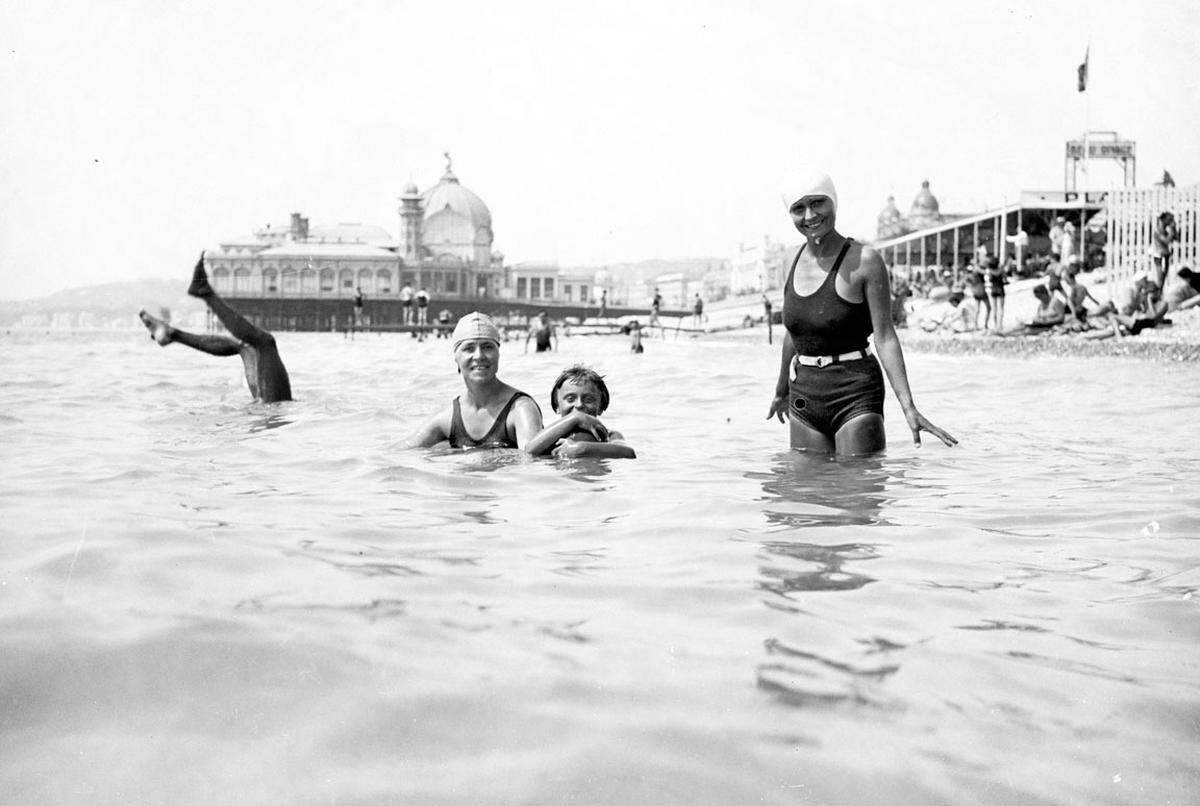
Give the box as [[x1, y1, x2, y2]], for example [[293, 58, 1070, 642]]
[[908, 179, 941, 230], [400, 155, 503, 299], [876, 195, 907, 240], [200, 155, 506, 329]]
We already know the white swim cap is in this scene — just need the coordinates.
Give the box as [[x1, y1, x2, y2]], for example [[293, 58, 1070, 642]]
[[782, 171, 838, 214], [451, 312, 501, 350]]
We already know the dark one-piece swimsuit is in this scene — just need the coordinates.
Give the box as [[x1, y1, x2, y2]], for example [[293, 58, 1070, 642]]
[[782, 241, 885, 437], [448, 391, 537, 449]]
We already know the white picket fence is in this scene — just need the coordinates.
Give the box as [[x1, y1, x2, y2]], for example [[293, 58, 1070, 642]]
[[1104, 186, 1200, 287]]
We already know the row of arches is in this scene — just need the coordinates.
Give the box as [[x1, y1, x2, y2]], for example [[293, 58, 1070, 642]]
[[210, 267, 394, 295]]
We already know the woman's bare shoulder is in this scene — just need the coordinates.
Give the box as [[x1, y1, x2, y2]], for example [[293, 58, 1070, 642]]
[[851, 242, 887, 278]]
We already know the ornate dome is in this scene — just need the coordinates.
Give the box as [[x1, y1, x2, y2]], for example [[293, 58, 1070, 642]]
[[876, 195, 906, 240], [908, 180, 940, 229], [423, 165, 492, 234]]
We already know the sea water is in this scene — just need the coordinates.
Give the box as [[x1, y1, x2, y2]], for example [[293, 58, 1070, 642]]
[[1, 329, 1198, 805]]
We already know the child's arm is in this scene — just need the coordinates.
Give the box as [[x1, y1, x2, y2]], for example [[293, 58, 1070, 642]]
[[525, 410, 609, 456], [553, 430, 637, 459]]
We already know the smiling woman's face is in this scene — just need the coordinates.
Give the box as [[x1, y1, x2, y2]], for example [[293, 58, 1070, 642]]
[[454, 339, 500, 379], [789, 195, 836, 239]]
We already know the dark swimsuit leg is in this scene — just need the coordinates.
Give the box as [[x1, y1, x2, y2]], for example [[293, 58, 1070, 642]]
[[202, 293, 292, 402]]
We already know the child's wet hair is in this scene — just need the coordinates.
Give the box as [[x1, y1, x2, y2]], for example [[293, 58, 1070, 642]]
[[550, 364, 611, 414]]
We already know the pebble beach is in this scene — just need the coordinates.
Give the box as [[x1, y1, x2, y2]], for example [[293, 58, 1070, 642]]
[[899, 271, 1200, 362]]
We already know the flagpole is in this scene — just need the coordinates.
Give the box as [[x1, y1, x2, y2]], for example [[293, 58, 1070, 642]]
[[1081, 42, 1090, 197]]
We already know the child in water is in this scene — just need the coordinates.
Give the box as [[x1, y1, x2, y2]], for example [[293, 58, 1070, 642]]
[[525, 365, 637, 459]]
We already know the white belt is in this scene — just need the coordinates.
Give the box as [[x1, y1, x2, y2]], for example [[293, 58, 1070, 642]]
[[793, 349, 869, 369]]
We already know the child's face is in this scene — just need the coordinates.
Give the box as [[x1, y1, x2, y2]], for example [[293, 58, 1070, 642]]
[[556, 379, 603, 416]]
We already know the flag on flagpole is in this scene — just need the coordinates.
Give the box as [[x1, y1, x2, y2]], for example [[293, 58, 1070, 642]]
[[1077, 47, 1089, 92]]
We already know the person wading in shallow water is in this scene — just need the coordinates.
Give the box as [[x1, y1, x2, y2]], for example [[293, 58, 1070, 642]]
[[766, 172, 955, 455], [138, 253, 292, 403]]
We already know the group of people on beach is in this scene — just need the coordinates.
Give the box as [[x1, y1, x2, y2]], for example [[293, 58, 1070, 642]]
[[141, 172, 959, 457]]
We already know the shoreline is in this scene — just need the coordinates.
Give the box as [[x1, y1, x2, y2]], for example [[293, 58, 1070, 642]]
[[702, 305, 1200, 362]]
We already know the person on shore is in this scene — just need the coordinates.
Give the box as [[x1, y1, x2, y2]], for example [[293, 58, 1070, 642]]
[[405, 312, 543, 450], [986, 256, 1007, 331], [1061, 220, 1077, 264], [524, 365, 637, 459], [138, 253, 292, 403], [767, 172, 956, 454], [692, 293, 705, 327], [400, 283, 415, 326], [525, 310, 558, 353], [598, 290, 608, 321], [1165, 266, 1200, 311], [763, 294, 776, 343], [354, 286, 366, 328], [1005, 227, 1028, 275], [889, 267, 910, 329], [648, 288, 663, 334], [1083, 272, 1171, 339], [1059, 258, 1106, 322], [416, 288, 430, 327], [1149, 211, 1179, 302], [965, 265, 990, 331], [1018, 284, 1067, 331], [1049, 216, 1065, 262], [918, 290, 971, 333]]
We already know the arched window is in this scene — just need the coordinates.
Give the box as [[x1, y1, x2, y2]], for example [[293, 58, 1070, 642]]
[[301, 268, 318, 294], [339, 269, 355, 293], [376, 268, 392, 294], [281, 268, 298, 295], [357, 268, 374, 294], [212, 268, 231, 293], [263, 269, 278, 294], [233, 268, 251, 294], [319, 269, 335, 293]]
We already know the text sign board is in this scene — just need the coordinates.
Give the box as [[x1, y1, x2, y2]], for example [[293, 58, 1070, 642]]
[[1021, 190, 1109, 206], [1065, 140, 1136, 159]]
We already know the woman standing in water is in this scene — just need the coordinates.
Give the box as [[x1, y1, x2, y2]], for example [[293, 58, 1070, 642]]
[[406, 312, 543, 449], [767, 173, 955, 454]]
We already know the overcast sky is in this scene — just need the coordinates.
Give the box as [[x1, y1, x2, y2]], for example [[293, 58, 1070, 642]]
[[2, 0, 1197, 300]]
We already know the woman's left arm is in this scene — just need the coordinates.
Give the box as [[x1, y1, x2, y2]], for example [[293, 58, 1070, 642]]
[[860, 248, 958, 448]]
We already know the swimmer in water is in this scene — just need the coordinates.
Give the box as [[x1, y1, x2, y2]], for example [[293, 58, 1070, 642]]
[[525, 365, 636, 459], [406, 312, 543, 450], [138, 253, 292, 403]]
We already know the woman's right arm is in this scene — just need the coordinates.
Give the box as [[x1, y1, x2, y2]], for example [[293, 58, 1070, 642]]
[[404, 408, 450, 448], [767, 333, 795, 423]]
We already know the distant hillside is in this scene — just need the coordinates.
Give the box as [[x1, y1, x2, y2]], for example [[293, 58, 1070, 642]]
[[0, 278, 207, 327]]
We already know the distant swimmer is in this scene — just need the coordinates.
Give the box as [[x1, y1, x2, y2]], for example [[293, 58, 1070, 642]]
[[525, 365, 636, 459], [138, 253, 292, 403], [767, 172, 955, 454], [406, 312, 543, 450], [525, 310, 558, 353]]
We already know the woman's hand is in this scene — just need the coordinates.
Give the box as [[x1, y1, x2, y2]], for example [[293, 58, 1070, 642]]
[[767, 390, 789, 423], [903, 408, 957, 447]]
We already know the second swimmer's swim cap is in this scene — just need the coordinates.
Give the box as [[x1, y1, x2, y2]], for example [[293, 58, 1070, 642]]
[[782, 171, 838, 214], [451, 312, 501, 350]]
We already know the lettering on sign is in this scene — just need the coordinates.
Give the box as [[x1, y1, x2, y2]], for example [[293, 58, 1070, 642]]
[[1065, 140, 1136, 159]]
